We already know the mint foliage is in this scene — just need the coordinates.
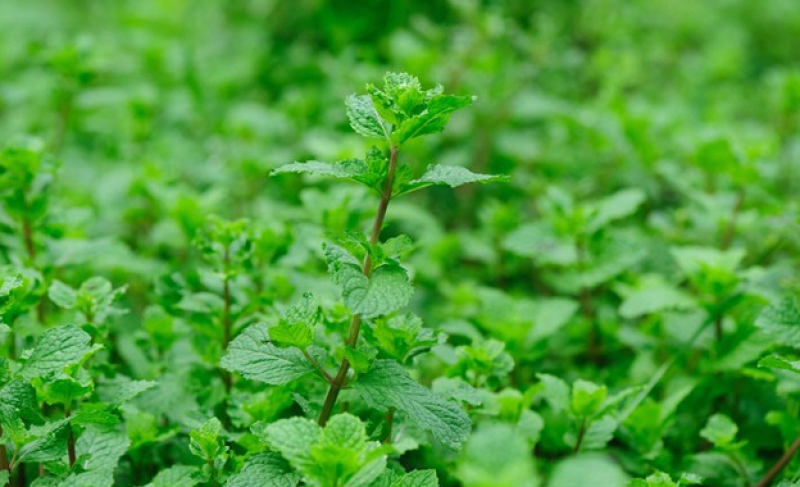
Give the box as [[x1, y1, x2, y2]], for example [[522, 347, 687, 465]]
[[220, 324, 318, 385], [353, 360, 471, 449], [0, 8, 799, 486], [325, 244, 414, 319]]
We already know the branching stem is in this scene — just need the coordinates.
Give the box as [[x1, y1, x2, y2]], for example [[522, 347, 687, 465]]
[[318, 145, 399, 426], [755, 433, 800, 487]]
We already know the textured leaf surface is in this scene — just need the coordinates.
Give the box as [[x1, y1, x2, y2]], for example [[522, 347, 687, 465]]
[[401, 165, 506, 194], [756, 298, 800, 347], [221, 324, 314, 385], [148, 466, 202, 487], [347, 95, 390, 140], [257, 417, 321, 472], [326, 245, 413, 318], [76, 425, 129, 471], [393, 95, 472, 143], [20, 325, 93, 380], [226, 452, 299, 487], [353, 360, 471, 449]]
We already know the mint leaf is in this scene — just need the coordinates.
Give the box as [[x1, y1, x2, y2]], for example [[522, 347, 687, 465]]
[[699, 414, 738, 449], [759, 354, 800, 373], [257, 417, 321, 473], [353, 360, 471, 449], [227, 453, 298, 487], [49, 280, 78, 309], [221, 324, 316, 385], [76, 425, 129, 471], [326, 244, 413, 319], [456, 424, 538, 487], [389, 470, 438, 487], [398, 165, 507, 195], [756, 298, 800, 347], [392, 95, 472, 144], [346, 95, 390, 140], [549, 454, 628, 487], [270, 293, 320, 349], [19, 325, 93, 380], [148, 466, 202, 487], [588, 188, 646, 231], [618, 276, 696, 319]]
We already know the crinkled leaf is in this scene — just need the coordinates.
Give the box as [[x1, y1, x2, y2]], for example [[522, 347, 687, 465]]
[[398, 165, 506, 195], [221, 324, 315, 385], [256, 417, 321, 473], [226, 452, 299, 487], [148, 466, 203, 487], [756, 298, 800, 348], [346, 95, 390, 140], [353, 360, 471, 449], [326, 244, 413, 318], [392, 95, 472, 144], [76, 425, 129, 471], [19, 325, 93, 380]]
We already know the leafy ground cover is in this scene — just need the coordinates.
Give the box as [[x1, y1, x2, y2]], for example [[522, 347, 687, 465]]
[[1, 0, 800, 486]]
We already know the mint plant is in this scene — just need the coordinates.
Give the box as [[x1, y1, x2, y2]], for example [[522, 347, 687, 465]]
[[220, 72, 504, 482]]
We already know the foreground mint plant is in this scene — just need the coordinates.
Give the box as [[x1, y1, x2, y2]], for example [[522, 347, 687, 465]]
[[222, 73, 505, 475]]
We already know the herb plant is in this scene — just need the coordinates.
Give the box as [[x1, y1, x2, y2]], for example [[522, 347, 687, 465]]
[[1, 2, 800, 486]]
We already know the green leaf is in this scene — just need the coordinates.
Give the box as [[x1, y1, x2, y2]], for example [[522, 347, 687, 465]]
[[571, 380, 607, 417], [326, 244, 413, 319], [388, 470, 438, 487], [189, 418, 225, 461], [699, 414, 738, 449], [549, 454, 628, 487], [353, 360, 471, 449], [96, 377, 157, 406], [19, 325, 93, 380], [221, 324, 316, 385], [76, 425, 129, 472], [536, 373, 570, 413], [618, 276, 696, 319], [393, 94, 472, 144], [48, 280, 78, 309], [455, 423, 539, 487], [756, 298, 800, 348], [226, 453, 299, 487], [398, 165, 506, 195], [0, 472, 8, 486], [758, 354, 800, 373], [346, 95, 390, 140], [257, 417, 321, 473], [270, 293, 320, 349], [588, 188, 646, 232], [148, 466, 203, 487], [17, 420, 71, 463]]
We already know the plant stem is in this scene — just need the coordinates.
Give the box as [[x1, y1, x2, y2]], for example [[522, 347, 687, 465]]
[[574, 417, 587, 454], [65, 409, 76, 468], [383, 410, 394, 444], [221, 246, 233, 394], [0, 424, 10, 487], [303, 349, 333, 384], [318, 145, 399, 426], [721, 188, 745, 250], [756, 433, 800, 487], [15, 465, 25, 487], [22, 213, 47, 326]]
